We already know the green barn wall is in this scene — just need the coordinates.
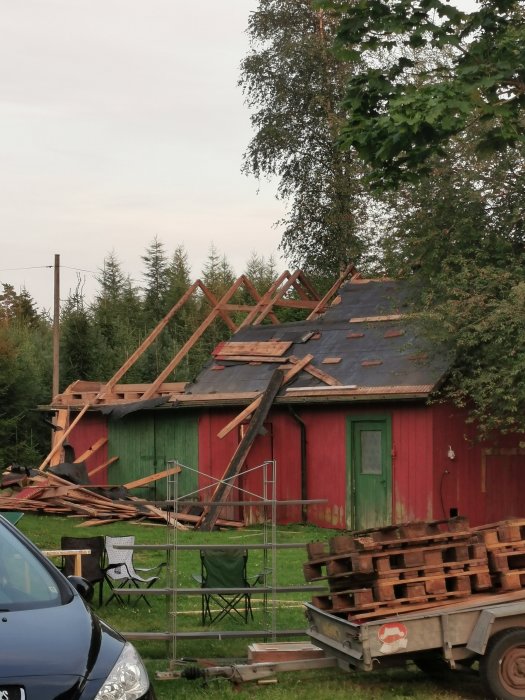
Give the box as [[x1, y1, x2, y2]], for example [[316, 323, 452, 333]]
[[107, 410, 199, 501]]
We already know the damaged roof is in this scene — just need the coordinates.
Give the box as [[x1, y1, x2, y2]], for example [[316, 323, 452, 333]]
[[183, 278, 450, 405]]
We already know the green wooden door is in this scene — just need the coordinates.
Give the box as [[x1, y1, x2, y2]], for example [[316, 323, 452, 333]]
[[153, 412, 198, 500], [108, 411, 198, 501], [347, 416, 392, 530], [109, 413, 155, 499]]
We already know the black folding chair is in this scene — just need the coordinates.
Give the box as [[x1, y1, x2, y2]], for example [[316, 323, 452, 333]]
[[60, 535, 105, 607], [192, 548, 264, 625]]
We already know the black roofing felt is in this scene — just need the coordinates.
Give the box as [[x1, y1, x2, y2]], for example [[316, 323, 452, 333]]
[[185, 280, 450, 398]]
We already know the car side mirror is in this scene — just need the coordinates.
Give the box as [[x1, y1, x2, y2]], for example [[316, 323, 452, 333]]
[[68, 576, 94, 603]]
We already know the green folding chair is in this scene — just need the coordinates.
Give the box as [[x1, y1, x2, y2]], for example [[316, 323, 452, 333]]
[[193, 548, 263, 625]]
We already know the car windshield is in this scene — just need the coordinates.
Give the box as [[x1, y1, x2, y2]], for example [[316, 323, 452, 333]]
[[0, 522, 66, 610]]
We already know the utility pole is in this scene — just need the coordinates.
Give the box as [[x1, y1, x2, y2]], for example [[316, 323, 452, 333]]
[[52, 254, 60, 399]]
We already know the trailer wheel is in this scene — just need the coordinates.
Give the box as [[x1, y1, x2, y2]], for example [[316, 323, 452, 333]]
[[480, 627, 525, 699]]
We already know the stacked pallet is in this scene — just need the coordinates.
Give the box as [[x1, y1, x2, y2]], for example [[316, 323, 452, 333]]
[[474, 519, 525, 592], [304, 517, 494, 622]]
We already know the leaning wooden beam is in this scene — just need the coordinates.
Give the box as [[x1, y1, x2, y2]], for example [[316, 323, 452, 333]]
[[87, 456, 119, 479], [217, 354, 314, 439], [142, 276, 250, 400], [74, 437, 108, 464], [50, 409, 69, 467], [39, 403, 91, 471], [123, 465, 181, 490], [306, 263, 356, 320], [197, 369, 285, 531]]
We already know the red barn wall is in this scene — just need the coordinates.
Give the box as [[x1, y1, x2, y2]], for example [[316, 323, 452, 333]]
[[390, 405, 435, 524], [296, 404, 436, 529], [198, 409, 302, 524], [292, 405, 348, 530], [62, 399, 525, 530], [431, 403, 525, 526], [67, 412, 108, 485], [199, 402, 440, 529]]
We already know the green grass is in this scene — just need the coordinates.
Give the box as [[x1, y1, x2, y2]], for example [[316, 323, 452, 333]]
[[16, 513, 485, 699]]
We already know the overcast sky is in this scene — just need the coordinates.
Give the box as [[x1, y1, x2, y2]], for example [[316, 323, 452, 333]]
[[0, 1, 285, 312]]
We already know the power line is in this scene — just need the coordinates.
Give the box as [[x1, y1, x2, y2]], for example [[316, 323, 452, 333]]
[[0, 265, 96, 275], [0, 265, 53, 271]]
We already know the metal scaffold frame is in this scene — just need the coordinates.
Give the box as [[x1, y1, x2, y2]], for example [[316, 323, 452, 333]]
[[166, 458, 279, 664]]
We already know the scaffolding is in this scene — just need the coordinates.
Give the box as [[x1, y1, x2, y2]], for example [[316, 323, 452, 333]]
[[163, 458, 325, 667]]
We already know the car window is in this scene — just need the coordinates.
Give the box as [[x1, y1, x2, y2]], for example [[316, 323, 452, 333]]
[[0, 523, 66, 610]]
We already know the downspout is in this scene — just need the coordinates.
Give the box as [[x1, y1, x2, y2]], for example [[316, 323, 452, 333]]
[[287, 405, 308, 524]]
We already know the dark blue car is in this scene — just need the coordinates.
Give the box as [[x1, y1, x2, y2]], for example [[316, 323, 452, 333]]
[[0, 515, 155, 699]]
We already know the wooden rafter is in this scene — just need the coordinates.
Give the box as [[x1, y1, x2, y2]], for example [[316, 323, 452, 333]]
[[252, 270, 304, 325], [141, 275, 253, 399], [197, 281, 238, 333], [237, 270, 292, 328], [307, 263, 356, 320], [96, 280, 201, 401]]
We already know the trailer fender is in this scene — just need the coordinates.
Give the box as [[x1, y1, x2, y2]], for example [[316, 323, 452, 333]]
[[467, 602, 525, 655]]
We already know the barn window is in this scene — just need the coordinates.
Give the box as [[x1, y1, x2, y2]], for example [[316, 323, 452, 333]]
[[360, 430, 382, 474]]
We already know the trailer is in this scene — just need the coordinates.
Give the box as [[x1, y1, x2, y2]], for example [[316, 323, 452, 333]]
[[305, 589, 525, 700]]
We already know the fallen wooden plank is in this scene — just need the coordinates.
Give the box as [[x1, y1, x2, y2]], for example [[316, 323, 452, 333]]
[[88, 456, 119, 479], [74, 437, 108, 464], [290, 357, 342, 386], [123, 466, 182, 490]]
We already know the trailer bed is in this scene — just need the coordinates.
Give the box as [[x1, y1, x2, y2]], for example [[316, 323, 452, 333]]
[[306, 589, 525, 673]]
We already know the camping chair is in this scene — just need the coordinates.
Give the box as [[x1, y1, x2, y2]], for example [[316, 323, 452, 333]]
[[192, 548, 264, 625], [60, 535, 105, 607], [103, 535, 166, 607]]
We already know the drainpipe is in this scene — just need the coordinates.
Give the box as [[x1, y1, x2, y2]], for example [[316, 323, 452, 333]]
[[287, 405, 308, 524]]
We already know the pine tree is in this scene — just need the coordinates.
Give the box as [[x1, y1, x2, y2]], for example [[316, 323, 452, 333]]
[[91, 252, 142, 380]]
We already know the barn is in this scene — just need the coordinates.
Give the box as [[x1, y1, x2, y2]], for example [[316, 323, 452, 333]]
[[49, 271, 525, 530]]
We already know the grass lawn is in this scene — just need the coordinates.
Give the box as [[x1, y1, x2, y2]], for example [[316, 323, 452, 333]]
[[16, 513, 486, 699]]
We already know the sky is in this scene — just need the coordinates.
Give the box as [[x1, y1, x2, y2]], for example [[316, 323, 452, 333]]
[[0, 1, 285, 312]]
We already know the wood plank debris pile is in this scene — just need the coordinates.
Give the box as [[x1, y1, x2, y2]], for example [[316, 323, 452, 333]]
[[0, 467, 242, 530], [304, 517, 525, 622]]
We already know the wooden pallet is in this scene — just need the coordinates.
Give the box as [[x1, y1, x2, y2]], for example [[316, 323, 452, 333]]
[[304, 541, 486, 582], [306, 518, 525, 623]]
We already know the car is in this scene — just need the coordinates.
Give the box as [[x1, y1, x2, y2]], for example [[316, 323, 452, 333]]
[[0, 514, 156, 699]]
